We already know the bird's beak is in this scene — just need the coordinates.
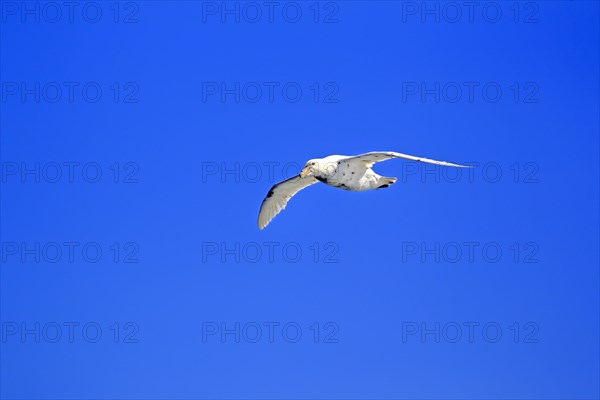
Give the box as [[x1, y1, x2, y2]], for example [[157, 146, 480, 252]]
[[300, 167, 311, 178]]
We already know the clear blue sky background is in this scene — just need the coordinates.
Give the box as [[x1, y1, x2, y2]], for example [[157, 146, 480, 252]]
[[1, 1, 599, 399]]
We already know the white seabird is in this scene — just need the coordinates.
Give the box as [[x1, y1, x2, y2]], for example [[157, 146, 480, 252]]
[[257, 151, 469, 229]]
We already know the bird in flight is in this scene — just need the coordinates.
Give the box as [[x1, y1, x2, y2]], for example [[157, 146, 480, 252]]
[[257, 151, 469, 229]]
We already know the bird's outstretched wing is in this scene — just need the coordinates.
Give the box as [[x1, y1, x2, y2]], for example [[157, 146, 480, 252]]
[[258, 175, 318, 229], [344, 151, 470, 168]]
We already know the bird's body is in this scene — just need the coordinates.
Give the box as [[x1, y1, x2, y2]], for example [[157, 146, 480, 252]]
[[309, 155, 396, 191], [257, 151, 469, 229]]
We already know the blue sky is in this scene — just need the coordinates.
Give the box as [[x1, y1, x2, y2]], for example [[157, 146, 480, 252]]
[[1, 1, 599, 399]]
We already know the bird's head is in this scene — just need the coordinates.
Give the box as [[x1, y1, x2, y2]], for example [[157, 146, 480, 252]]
[[300, 159, 322, 178]]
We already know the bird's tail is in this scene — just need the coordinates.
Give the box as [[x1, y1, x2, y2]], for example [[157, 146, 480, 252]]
[[377, 177, 397, 189]]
